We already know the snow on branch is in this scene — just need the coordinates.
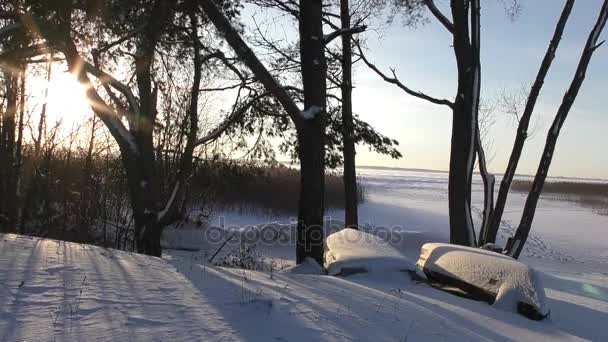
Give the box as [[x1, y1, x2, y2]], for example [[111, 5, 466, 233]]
[[354, 40, 454, 108], [83, 62, 141, 117], [300, 105, 322, 120], [324, 25, 367, 44], [158, 181, 180, 222], [62, 47, 139, 155]]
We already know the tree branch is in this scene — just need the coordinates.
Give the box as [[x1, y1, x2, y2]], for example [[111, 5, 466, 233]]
[[324, 25, 367, 44], [198, 0, 303, 126], [194, 92, 271, 147], [424, 0, 454, 34], [354, 40, 454, 108], [82, 61, 141, 117]]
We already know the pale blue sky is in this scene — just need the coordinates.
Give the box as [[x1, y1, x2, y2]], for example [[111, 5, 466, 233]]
[[349, 0, 607, 179]]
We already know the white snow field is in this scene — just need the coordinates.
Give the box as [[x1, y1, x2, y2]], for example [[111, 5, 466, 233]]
[[1, 167, 608, 341]]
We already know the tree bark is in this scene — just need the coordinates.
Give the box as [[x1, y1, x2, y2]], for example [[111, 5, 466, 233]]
[[506, 0, 608, 259], [296, 0, 327, 265], [470, 0, 496, 246], [447, 0, 477, 247], [340, 0, 359, 229], [0, 71, 18, 232], [475, 121, 495, 245], [130, 0, 172, 256], [483, 0, 575, 245]]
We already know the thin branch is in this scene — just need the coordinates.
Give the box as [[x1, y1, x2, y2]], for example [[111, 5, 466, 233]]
[[198, 0, 302, 126], [95, 25, 145, 54], [324, 25, 367, 44], [354, 40, 454, 108], [194, 92, 271, 147]]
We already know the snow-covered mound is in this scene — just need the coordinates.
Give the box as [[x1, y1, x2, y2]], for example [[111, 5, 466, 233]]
[[325, 228, 416, 276], [417, 243, 548, 319], [280, 257, 324, 275]]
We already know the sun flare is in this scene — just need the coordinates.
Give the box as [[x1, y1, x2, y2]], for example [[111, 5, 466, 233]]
[[29, 65, 92, 127]]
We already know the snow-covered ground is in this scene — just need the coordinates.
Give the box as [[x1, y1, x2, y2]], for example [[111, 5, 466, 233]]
[[1, 167, 607, 341]]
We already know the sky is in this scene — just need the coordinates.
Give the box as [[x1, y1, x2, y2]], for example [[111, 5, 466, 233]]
[[344, 0, 608, 179]]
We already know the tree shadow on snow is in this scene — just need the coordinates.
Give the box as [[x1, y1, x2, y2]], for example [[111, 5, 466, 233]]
[[544, 296, 608, 341]]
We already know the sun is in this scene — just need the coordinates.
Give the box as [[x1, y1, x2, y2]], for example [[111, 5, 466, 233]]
[[45, 68, 92, 125], [29, 64, 93, 129]]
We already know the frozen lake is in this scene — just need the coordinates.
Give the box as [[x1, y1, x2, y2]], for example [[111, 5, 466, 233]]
[[214, 166, 608, 277]]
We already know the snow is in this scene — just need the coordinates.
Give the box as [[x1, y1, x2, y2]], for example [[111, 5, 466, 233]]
[[417, 242, 547, 317], [2, 167, 608, 341], [0, 233, 589, 342], [300, 105, 321, 120], [157, 181, 179, 221], [325, 228, 416, 276], [0, 234, 242, 341], [109, 118, 138, 154], [281, 257, 324, 275]]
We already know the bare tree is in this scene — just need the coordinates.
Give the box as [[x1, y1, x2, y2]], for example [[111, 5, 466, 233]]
[[505, 0, 608, 258], [340, 0, 359, 229], [358, 0, 482, 246], [479, 0, 576, 246]]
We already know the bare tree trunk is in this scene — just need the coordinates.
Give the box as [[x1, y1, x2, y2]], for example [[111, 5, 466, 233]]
[[15, 71, 25, 195], [36, 60, 52, 156], [505, 0, 608, 259], [483, 0, 575, 245], [469, 0, 495, 246], [475, 123, 495, 245], [340, 0, 358, 229], [0, 71, 18, 232], [448, 0, 477, 247], [158, 4, 203, 225], [79, 115, 98, 241], [296, 0, 327, 265]]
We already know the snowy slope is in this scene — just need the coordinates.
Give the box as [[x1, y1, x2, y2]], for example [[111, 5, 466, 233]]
[[0, 234, 242, 341], [1, 233, 598, 341]]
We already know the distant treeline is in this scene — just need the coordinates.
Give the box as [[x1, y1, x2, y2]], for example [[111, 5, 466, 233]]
[[510, 180, 608, 215]]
